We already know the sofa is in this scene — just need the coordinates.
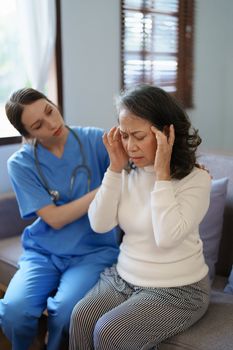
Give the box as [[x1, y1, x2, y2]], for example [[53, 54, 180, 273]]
[[161, 152, 233, 350], [0, 151, 233, 350]]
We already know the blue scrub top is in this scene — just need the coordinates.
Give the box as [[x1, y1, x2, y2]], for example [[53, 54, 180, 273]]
[[7, 126, 119, 258]]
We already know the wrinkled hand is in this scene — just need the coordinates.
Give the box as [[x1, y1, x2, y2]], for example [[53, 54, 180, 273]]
[[103, 127, 129, 173], [151, 124, 175, 180]]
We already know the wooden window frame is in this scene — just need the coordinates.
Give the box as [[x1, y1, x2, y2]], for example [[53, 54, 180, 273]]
[[121, 0, 195, 108], [0, 0, 63, 146]]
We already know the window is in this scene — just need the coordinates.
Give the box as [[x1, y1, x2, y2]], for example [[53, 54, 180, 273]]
[[0, 0, 63, 146], [121, 0, 194, 108]]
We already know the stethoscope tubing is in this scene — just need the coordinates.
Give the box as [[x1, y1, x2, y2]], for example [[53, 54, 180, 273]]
[[33, 125, 91, 202]]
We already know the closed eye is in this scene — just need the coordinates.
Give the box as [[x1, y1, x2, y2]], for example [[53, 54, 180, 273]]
[[121, 133, 128, 140], [120, 130, 147, 140], [47, 108, 53, 115], [135, 136, 145, 141], [120, 133, 146, 141], [34, 123, 42, 130]]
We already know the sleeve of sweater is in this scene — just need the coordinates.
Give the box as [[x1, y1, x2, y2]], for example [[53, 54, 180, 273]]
[[151, 169, 211, 248], [88, 169, 122, 233]]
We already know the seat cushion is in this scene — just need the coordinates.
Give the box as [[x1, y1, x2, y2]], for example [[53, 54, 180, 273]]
[[160, 290, 233, 350], [0, 236, 22, 288]]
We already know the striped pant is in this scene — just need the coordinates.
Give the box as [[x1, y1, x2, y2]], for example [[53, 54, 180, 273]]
[[69, 265, 210, 350]]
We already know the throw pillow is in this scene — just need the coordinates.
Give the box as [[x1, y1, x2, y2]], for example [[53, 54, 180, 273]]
[[199, 177, 229, 282], [224, 266, 233, 294]]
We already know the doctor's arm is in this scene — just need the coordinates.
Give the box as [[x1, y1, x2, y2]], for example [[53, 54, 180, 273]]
[[37, 188, 98, 230], [8, 158, 99, 230]]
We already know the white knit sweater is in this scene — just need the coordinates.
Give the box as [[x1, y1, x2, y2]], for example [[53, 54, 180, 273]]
[[88, 166, 211, 287]]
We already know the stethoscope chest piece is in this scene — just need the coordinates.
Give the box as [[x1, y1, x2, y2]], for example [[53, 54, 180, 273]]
[[49, 190, 60, 202]]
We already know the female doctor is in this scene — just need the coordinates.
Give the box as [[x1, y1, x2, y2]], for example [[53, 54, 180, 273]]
[[0, 88, 119, 350]]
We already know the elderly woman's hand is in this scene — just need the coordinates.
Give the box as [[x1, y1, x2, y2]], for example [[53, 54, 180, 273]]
[[151, 124, 175, 181], [103, 126, 129, 173]]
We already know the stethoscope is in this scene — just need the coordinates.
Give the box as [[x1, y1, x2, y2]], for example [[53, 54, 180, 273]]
[[34, 125, 91, 202]]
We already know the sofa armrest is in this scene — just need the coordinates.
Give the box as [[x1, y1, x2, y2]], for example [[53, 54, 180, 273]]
[[0, 192, 33, 239]]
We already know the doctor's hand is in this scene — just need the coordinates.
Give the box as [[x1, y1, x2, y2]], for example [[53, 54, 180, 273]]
[[151, 124, 175, 181], [103, 127, 129, 173]]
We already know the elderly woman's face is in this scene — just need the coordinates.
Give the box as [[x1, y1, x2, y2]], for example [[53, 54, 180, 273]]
[[119, 108, 157, 167]]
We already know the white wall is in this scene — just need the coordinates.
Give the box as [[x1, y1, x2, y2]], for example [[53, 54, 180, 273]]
[[60, 0, 121, 130], [224, 0, 233, 151], [0, 144, 19, 193], [189, 0, 233, 153]]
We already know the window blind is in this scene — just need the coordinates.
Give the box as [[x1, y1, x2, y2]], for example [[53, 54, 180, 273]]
[[121, 0, 194, 107]]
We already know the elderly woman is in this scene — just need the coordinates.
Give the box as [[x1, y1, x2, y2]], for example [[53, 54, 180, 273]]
[[69, 85, 211, 350]]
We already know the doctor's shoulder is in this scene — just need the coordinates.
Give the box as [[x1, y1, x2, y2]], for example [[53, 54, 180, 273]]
[[68, 125, 102, 139], [72, 126, 105, 146], [73, 126, 104, 137], [7, 144, 35, 175]]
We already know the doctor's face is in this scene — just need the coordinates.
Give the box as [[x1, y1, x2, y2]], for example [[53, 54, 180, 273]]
[[119, 108, 157, 167], [21, 98, 66, 142]]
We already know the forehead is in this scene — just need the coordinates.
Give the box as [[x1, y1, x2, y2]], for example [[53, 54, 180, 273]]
[[21, 98, 48, 125], [119, 108, 152, 132]]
